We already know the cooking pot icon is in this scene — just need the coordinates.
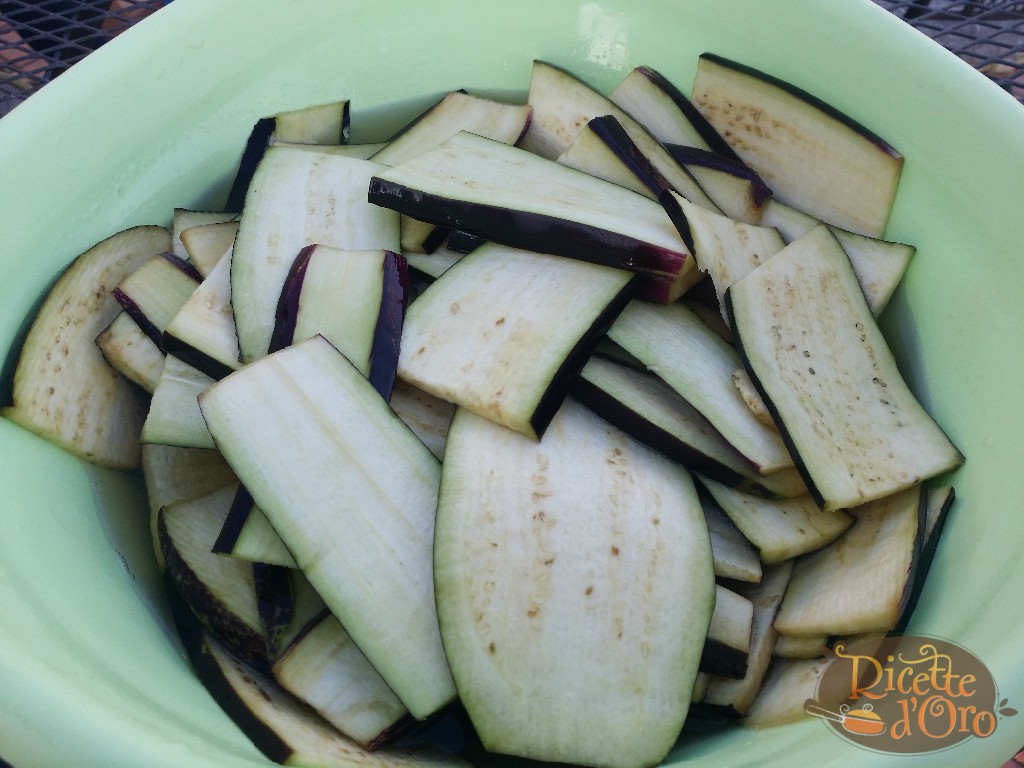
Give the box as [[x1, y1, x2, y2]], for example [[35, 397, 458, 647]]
[[804, 699, 886, 736]]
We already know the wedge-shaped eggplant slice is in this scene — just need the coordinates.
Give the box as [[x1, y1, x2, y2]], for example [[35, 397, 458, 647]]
[[112, 251, 202, 349], [661, 147, 768, 225], [255, 565, 328, 663], [141, 444, 237, 572], [159, 483, 267, 664], [727, 225, 964, 511], [2, 224, 169, 469], [757, 198, 915, 316], [141, 356, 216, 449], [572, 356, 797, 498], [703, 562, 793, 717], [609, 65, 731, 156], [607, 300, 794, 474], [274, 611, 410, 749], [691, 53, 903, 237], [388, 379, 455, 461], [95, 311, 166, 394], [179, 220, 238, 276], [702, 496, 762, 583], [773, 632, 829, 660], [232, 146, 399, 363], [371, 90, 532, 167], [519, 60, 718, 212], [698, 476, 854, 564], [773, 485, 924, 637], [661, 191, 785, 324], [163, 246, 241, 380], [271, 245, 408, 401], [224, 99, 351, 213], [742, 656, 833, 728], [169, 596, 466, 768], [702, 585, 754, 680], [212, 485, 297, 569], [434, 401, 714, 768], [367, 131, 697, 303], [397, 242, 634, 439], [199, 336, 455, 720], [555, 114, 670, 200], [171, 209, 237, 266]]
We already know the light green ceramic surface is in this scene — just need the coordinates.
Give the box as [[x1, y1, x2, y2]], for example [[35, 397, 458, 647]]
[[1, 1, 1022, 766]]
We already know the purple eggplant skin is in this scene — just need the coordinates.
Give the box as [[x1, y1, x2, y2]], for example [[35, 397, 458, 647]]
[[113, 252, 202, 349], [164, 586, 297, 763], [570, 373, 788, 498], [224, 106, 352, 213], [268, 244, 317, 356], [211, 485, 257, 556], [445, 230, 486, 254], [665, 144, 773, 208], [697, 53, 903, 161], [585, 114, 673, 198], [630, 64, 742, 162], [159, 513, 269, 668], [700, 638, 749, 680], [525, 277, 638, 439], [367, 178, 688, 304], [161, 332, 236, 381], [891, 485, 939, 635], [658, 188, 696, 253], [367, 250, 409, 402]]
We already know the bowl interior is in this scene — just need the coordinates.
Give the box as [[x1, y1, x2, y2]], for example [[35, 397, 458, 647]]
[[1, 1, 1023, 766]]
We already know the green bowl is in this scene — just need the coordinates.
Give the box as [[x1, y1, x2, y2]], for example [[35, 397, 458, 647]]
[[1, 1, 1022, 766]]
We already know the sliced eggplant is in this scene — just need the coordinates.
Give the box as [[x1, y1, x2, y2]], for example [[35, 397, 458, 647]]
[[661, 191, 786, 323], [403, 244, 464, 283], [434, 401, 714, 768], [367, 131, 698, 303], [270, 244, 408, 400], [158, 483, 267, 664], [555, 114, 670, 200], [701, 585, 754, 680], [726, 224, 964, 512], [702, 496, 762, 584], [212, 485, 297, 569], [703, 562, 794, 717], [699, 476, 854, 564], [370, 90, 531, 167], [199, 336, 456, 720], [273, 612, 411, 749], [171, 209, 237, 264], [664, 145, 771, 224], [519, 60, 719, 212], [2, 225, 169, 469], [772, 632, 829, 660], [397, 242, 635, 439], [255, 565, 328, 663], [607, 299, 794, 474], [609, 64, 737, 159], [773, 485, 925, 637], [141, 356, 216, 449], [224, 100, 351, 213], [388, 379, 455, 461], [112, 251, 203, 349], [691, 53, 903, 237], [231, 146, 400, 363], [169, 596, 466, 768], [731, 367, 777, 431], [894, 484, 955, 633], [742, 657, 833, 728], [179, 220, 238, 277], [141, 444, 237, 571], [95, 311, 166, 394], [163, 245, 241, 380], [572, 356, 794, 498]]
